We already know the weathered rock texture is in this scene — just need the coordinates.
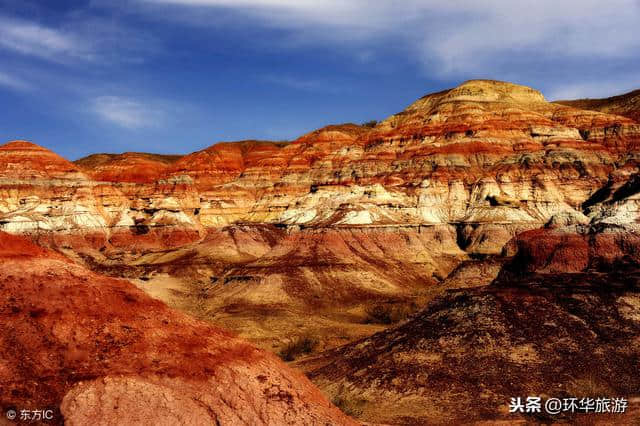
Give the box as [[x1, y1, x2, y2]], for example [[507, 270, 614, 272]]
[[556, 89, 640, 123], [4, 81, 640, 255], [2, 79, 640, 352], [2, 79, 640, 424], [303, 270, 640, 424], [0, 232, 355, 425], [300, 171, 640, 424], [75, 152, 182, 183]]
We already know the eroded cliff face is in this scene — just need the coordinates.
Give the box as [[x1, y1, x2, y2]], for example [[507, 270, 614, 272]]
[[2, 81, 639, 260], [301, 185, 640, 425], [158, 80, 638, 242], [2, 80, 640, 351], [0, 141, 108, 250], [2, 80, 640, 424], [3, 81, 640, 252]]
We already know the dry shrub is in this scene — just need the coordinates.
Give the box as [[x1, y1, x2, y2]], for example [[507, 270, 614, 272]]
[[363, 302, 417, 325], [331, 385, 367, 417], [278, 334, 318, 361]]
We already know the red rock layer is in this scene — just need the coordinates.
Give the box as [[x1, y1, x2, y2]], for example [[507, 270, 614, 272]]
[[169, 140, 290, 187], [0, 140, 82, 179], [2, 80, 640, 258], [75, 152, 182, 183], [0, 232, 355, 425], [504, 227, 640, 273]]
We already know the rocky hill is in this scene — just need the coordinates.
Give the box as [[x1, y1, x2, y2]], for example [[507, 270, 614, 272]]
[[2, 79, 640, 423], [301, 185, 640, 423], [1, 80, 640, 351], [556, 89, 640, 123], [74, 152, 182, 183], [0, 231, 355, 425], [4, 80, 640, 244]]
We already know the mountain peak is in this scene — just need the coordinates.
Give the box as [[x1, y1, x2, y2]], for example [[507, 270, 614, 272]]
[[0, 140, 81, 178], [409, 80, 546, 113], [1, 140, 49, 150]]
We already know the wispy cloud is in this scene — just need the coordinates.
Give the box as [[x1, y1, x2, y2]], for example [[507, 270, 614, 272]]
[[546, 77, 640, 101], [140, 0, 640, 91], [91, 96, 165, 129], [0, 17, 92, 62], [0, 14, 159, 65], [0, 71, 32, 91], [261, 74, 346, 93]]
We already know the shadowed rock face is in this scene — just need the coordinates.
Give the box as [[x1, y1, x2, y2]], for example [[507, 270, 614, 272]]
[[303, 272, 640, 424], [0, 232, 356, 425], [300, 219, 640, 424]]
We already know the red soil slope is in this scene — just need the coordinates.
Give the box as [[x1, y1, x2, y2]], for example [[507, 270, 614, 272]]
[[0, 232, 356, 425]]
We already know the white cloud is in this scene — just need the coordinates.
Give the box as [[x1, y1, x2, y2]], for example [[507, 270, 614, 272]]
[[421, 1, 640, 75], [0, 71, 31, 91], [0, 15, 159, 65], [91, 96, 165, 129], [0, 17, 92, 62], [546, 78, 640, 101], [140, 0, 640, 85], [261, 74, 346, 93]]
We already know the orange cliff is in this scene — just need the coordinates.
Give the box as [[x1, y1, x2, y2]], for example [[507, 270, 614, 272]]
[[75, 152, 182, 184], [1, 80, 640, 257]]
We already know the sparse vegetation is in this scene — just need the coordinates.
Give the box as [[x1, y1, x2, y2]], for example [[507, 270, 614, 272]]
[[331, 385, 367, 417], [363, 302, 417, 325], [361, 119, 378, 128], [278, 333, 319, 361], [188, 279, 216, 320]]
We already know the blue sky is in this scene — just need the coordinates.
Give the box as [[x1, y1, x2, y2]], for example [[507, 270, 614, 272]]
[[1, 0, 639, 159]]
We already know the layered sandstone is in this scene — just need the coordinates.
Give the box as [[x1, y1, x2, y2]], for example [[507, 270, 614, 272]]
[[75, 152, 182, 183], [3, 81, 640, 257], [1, 80, 640, 352], [300, 168, 640, 424], [2, 80, 640, 424], [0, 141, 107, 250], [0, 232, 355, 425], [556, 89, 640, 123]]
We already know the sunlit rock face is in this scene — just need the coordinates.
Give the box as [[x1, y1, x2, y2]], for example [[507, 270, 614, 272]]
[[2, 80, 640, 426], [75, 152, 182, 184], [1, 80, 640, 259], [0, 141, 107, 249]]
